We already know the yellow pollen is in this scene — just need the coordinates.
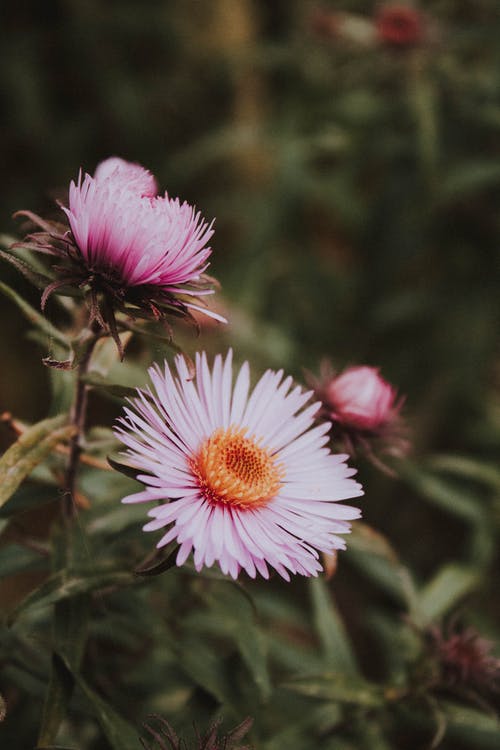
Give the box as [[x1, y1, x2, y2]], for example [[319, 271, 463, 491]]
[[192, 427, 283, 509]]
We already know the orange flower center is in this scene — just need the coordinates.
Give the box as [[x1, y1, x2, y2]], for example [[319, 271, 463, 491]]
[[192, 427, 283, 509]]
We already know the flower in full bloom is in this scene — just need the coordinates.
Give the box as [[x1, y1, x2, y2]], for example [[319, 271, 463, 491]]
[[375, 5, 425, 48], [309, 363, 408, 470], [15, 157, 224, 354], [115, 351, 363, 580]]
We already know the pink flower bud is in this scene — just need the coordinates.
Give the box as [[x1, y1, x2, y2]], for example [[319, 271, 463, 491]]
[[325, 366, 399, 432]]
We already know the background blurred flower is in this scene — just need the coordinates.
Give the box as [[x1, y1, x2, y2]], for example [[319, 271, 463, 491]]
[[375, 4, 425, 48], [427, 624, 500, 698], [116, 350, 363, 581]]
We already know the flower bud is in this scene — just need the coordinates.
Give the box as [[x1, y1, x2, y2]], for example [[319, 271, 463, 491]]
[[324, 366, 399, 432]]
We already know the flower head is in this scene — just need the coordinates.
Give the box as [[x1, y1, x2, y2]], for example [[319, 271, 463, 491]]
[[428, 625, 500, 696], [115, 351, 363, 580], [375, 5, 425, 48], [15, 157, 224, 354], [323, 366, 399, 432], [309, 363, 408, 471]]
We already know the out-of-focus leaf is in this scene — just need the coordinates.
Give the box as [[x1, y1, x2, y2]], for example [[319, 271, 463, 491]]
[[0, 482, 57, 518], [186, 584, 270, 699], [0, 280, 69, 346], [0, 416, 74, 508], [37, 653, 75, 748], [346, 523, 420, 617], [58, 654, 138, 750], [0, 544, 47, 578], [401, 464, 484, 523], [427, 454, 500, 488], [178, 636, 238, 711], [88, 332, 132, 376], [442, 700, 500, 748], [8, 568, 136, 623], [81, 372, 137, 400], [284, 673, 385, 708], [440, 161, 500, 201], [417, 564, 479, 626], [309, 577, 358, 676]]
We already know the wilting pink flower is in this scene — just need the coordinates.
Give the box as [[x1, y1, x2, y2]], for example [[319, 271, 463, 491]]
[[324, 366, 399, 432], [375, 5, 425, 48], [14, 157, 223, 354], [115, 351, 363, 581]]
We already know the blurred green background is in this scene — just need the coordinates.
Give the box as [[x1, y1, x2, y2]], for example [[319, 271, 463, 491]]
[[1, 1, 499, 748]]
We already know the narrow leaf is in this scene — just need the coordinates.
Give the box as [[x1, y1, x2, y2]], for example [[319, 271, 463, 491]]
[[418, 564, 479, 625], [8, 569, 136, 623], [0, 280, 69, 346], [134, 543, 179, 577], [59, 655, 139, 750], [284, 673, 385, 708], [310, 577, 359, 676], [0, 416, 75, 508], [0, 247, 52, 289]]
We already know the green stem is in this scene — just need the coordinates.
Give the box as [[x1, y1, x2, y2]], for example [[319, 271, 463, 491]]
[[38, 323, 102, 746]]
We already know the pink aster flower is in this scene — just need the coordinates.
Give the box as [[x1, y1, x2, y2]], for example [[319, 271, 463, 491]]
[[115, 351, 363, 581], [14, 157, 224, 354]]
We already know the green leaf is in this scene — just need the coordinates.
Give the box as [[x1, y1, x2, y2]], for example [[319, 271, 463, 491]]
[[442, 700, 500, 748], [0, 482, 57, 518], [87, 332, 132, 376], [57, 655, 139, 750], [440, 161, 500, 201], [0, 544, 47, 578], [0, 247, 52, 290], [0, 416, 74, 509], [401, 464, 484, 523], [186, 584, 270, 699], [107, 454, 141, 480], [0, 280, 69, 347], [37, 653, 75, 748], [427, 454, 500, 489], [177, 636, 239, 711], [8, 568, 136, 623], [346, 523, 420, 617], [81, 372, 138, 400], [284, 673, 385, 708], [134, 543, 179, 577], [309, 577, 359, 676], [417, 564, 479, 626]]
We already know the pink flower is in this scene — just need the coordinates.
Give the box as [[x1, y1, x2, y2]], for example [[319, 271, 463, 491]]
[[62, 158, 221, 315], [115, 351, 363, 581], [375, 5, 425, 48], [15, 157, 224, 355], [324, 366, 399, 432]]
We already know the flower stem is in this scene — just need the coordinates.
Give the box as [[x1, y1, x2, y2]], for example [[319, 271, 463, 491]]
[[62, 323, 101, 522]]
